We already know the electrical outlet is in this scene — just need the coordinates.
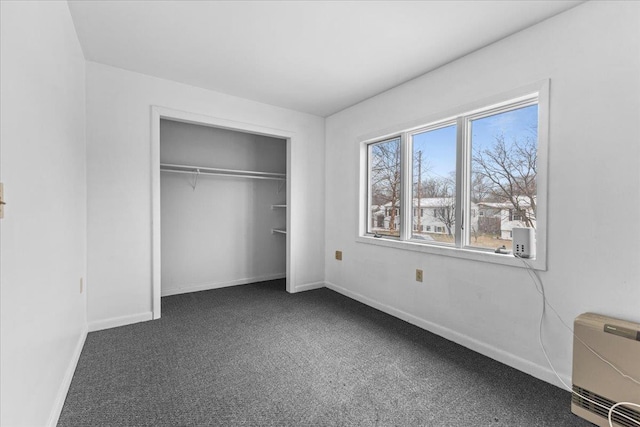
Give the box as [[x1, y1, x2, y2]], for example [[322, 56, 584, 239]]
[[80, 278, 83, 294], [335, 250, 342, 261], [415, 269, 423, 282]]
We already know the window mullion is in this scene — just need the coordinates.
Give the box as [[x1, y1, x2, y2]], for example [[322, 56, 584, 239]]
[[366, 144, 373, 236], [454, 116, 466, 248], [400, 132, 412, 241]]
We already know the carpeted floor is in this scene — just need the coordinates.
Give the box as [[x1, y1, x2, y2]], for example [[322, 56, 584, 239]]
[[58, 280, 591, 426]]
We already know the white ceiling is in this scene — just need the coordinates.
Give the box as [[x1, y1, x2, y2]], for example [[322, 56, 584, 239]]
[[68, 0, 582, 117]]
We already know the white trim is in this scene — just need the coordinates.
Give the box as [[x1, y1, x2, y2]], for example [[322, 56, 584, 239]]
[[324, 281, 571, 389], [455, 116, 465, 247], [151, 106, 295, 138], [359, 141, 369, 237], [292, 281, 325, 293], [150, 106, 296, 317], [285, 129, 293, 294], [151, 108, 161, 319], [535, 79, 550, 270], [400, 133, 411, 241], [356, 235, 542, 270], [161, 273, 287, 297], [88, 312, 153, 332], [47, 326, 88, 427]]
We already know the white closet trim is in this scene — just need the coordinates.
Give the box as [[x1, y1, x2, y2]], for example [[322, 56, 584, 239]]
[[151, 105, 296, 322]]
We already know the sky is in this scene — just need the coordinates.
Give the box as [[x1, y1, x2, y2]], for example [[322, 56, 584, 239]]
[[412, 104, 538, 180], [412, 124, 456, 181], [471, 104, 538, 150]]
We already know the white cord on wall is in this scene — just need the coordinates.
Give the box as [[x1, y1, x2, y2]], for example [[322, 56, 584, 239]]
[[514, 255, 640, 427]]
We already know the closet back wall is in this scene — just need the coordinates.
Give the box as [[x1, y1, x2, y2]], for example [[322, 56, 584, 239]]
[[160, 120, 286, 296]]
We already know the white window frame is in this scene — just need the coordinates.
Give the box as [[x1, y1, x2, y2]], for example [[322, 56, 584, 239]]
[[366, 135, 403, 238], [407, 119, 458, 247], [357, 80, 549, 270]]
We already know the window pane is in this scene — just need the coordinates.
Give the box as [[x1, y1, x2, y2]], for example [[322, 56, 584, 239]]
[[469, 104, 538, 251], [411, 125, 457, 244], [368, 137, 401, 237]]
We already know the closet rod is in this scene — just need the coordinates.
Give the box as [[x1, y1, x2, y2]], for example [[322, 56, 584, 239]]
[[160, 163, 286, 181], [162, 169, 285, 181]]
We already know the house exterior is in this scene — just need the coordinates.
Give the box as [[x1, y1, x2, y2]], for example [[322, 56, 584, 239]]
[[372, 198, 535, 240], [372, 198, 476, 236], [411, 198, 471, 236], [476, 201, 536, 240]]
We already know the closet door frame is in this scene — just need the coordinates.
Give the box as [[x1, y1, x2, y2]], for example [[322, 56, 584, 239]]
[[150, 106, 293, 320]]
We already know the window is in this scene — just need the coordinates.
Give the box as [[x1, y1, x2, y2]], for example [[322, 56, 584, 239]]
[[367, 137, 401, 237], [469, 103, 538, 250], [412, 123, 457, 244], [361, 81, 548, 268], [509, 209, 523, 222]]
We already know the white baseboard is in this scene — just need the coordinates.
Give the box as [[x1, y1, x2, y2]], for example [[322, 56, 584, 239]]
[[161, 273, 287, 297], [324, 281, 571, 389], [47, 325, 88, 427], [292, 281, 325, 293], [88, 311, 153, 332]]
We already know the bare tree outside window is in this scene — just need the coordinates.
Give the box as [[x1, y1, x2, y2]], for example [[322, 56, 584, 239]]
[[432, 184, 456, 237], [369, 137, 401, 237], [470, 104, 538, 250]]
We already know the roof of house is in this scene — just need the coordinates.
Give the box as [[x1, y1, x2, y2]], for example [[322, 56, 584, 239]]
[[373, 197, 534, 210], [477, 197, 533, 210], [413, 198, 456, 208]]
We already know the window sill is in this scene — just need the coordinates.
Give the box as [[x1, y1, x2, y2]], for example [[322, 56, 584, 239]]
[[355, 235, 546, 271]]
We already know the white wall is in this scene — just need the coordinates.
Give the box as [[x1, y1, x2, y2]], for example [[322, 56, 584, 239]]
[[86, 62, 325, 329], [160, 120, 286, 296], [0, 2, 87, 426], [325, 1, 640, 388]]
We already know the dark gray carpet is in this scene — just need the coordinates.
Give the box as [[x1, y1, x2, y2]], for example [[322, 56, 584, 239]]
[[59, 280, 590, 426]]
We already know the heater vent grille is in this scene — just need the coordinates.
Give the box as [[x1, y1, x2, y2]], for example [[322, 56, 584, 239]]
[[572, 386, 640, 427]]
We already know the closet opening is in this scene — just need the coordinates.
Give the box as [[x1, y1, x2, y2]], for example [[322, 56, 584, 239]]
[[151, 107, 293, 319]]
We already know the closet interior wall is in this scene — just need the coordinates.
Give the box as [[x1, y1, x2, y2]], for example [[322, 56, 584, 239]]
[[160, 119, 287, 296]]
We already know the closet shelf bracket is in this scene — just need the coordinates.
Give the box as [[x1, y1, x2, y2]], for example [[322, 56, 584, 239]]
[[191, 168, 200, 191]]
